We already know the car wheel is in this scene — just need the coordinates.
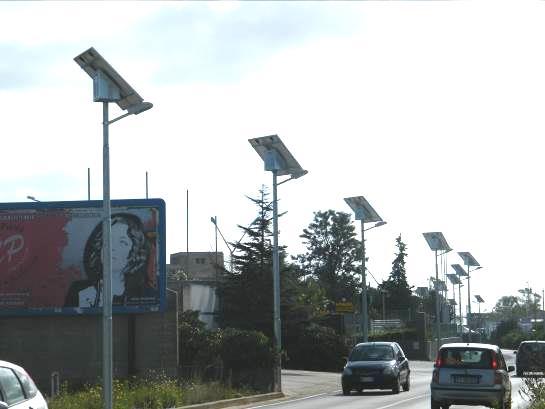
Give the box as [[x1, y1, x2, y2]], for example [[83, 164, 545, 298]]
[[431, 398, 441, 409], [342, 386, 350, 396], [402, 374, 410, 391], [392, 376, 401, 394]]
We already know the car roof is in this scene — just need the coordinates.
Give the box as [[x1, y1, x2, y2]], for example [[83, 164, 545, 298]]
[[520, 340, 545, 344], [0, 360, 24, 371], [439, 342, 500, 351], [354, 342, 396, 347]]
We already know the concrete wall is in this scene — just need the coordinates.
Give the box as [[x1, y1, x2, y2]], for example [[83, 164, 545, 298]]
[[0, 291, 178, 395]]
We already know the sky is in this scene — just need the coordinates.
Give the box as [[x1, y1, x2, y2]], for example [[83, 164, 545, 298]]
[[1, 0, 544, 314]]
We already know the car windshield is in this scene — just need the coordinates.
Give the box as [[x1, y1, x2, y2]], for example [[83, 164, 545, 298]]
[[349, 345, 394, 361], [440, 348, 493, 369]]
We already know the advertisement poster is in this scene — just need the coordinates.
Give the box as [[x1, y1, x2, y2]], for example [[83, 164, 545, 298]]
[[0, 199, 166, 315]]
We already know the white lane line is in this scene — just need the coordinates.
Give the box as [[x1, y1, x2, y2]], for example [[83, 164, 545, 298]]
[[244, 391, 336, 408], [244, 391, 430, 409], [373, 393, 430, 409]]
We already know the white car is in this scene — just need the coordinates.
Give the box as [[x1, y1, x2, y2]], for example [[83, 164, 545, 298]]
[[430, 343, 514, 409], [0, 360, 48, 409]]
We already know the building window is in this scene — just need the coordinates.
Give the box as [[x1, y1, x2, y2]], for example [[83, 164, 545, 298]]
[[195, 258, 206, 264]]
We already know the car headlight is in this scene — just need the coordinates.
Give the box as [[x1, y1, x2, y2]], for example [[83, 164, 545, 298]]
[[343, 367, 353, 376], [383, 366, 395, 375]]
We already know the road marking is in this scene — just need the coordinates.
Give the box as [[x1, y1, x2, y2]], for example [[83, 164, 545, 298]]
[[244, 391, 336, 408], [372, 393, 430, 409], [244, 391, 431, 409]]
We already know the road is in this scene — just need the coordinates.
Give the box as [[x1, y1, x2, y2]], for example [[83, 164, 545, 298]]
[[232, 351, 530, 409]]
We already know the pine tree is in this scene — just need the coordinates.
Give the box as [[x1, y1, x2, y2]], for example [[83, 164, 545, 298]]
[[379, 235, 413, 315], [217, 188, 302, 338]]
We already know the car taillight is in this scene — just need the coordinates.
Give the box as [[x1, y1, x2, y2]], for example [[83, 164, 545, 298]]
[[491, 352, 498, 370], [435, 354, 442, 368], [432, 369, 440, 384]]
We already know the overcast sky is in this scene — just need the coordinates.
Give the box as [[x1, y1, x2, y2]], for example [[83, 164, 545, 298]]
[[1, 0, 543, 313]]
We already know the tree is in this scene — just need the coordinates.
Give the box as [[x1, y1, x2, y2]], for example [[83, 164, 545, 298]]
[[217, 188, 303, 338], [378, 235, 414, 317], [295, 210, 362, 305]]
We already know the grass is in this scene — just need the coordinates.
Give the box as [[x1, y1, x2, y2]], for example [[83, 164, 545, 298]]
[[47, 377, 255, 409]]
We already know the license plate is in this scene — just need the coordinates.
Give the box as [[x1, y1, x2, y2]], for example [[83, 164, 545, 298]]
[[453, 375, 479, 384], [360, 376, 374, 382]]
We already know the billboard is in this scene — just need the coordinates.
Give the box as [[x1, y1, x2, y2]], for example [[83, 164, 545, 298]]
[[0, 199, 166, 315]]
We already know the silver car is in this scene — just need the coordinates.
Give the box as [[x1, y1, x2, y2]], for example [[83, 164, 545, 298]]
[[0, 360, 48, 409], [430, 343, 514, 409]]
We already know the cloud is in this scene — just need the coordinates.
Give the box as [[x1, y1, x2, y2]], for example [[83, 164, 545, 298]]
[[125, 2, 363, 84]]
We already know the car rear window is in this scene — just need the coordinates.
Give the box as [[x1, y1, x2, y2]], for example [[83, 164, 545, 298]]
[[440, 348, 494, 369], [350, 345, 394, 361], [520, 343, 545, 353]]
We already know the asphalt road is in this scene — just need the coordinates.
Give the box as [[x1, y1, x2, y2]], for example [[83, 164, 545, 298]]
[[233, 350, 530, 409]]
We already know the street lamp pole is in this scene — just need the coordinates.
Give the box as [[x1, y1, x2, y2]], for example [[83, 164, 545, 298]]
[[345, 197, 385, 343], [458, 252, 480, 343], [360, 218, 368, 342], [101, 101, 113, 409], [75, 47, 153, 409], [249, 135, 307, 393], [423, 232, 451, 349]]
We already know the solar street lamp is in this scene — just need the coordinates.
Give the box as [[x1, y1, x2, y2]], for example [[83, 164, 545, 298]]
[[423, 232, 451, 346], [447, 273, 461, 332], [344, 196, 385, 342], [75, 47, 153, 409], [458, 252, 480, 342], [249, 135, 307, 392]]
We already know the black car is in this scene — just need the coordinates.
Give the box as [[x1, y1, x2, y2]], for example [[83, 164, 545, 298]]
[[341, 341, 410, 395], [515, 340, 545, 377]]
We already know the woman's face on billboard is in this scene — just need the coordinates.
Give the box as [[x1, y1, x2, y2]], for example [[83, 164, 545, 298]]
[[111, 222, 132, 274]]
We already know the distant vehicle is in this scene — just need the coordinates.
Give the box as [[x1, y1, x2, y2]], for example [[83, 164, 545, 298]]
[[0, 360, 48, 409], [430, 343, 514, 409], [515, 340, 545, 377], [341, 341, 410, 395]]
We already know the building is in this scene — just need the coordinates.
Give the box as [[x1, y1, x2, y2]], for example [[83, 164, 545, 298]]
[[168, 251, 224, 328]]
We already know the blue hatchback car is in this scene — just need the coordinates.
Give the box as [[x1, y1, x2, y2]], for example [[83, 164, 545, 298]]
[[341, 341, 410, 395]]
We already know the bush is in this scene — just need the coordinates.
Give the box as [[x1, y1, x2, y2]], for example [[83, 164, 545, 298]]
[[219, 327, 274, 371], [284, 323, 347, 372], [520, 377, 545, 409]]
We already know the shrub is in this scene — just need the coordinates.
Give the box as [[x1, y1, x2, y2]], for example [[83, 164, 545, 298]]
[[219, 328, 274, 370], [284, 323, 347, 372], [519, 377, 545, 409]]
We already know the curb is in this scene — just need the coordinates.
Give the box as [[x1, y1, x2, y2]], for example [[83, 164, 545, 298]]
[[177, 392, 285, 409]]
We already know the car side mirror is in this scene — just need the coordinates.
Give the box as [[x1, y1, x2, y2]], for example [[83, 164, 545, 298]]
[[0, 402, 8, 409], [398, 356, 405, 362], [514, 351, 517, 354], [508, 365, 515, 372]]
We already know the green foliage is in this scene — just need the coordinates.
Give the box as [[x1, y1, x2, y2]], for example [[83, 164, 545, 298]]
[[180, 310, 220, 368], [378, 235, 414, 315], [519, 377, 545, 409], [48, 377, 183, 409], [219, 327, 274, 370], [48, 378, 254, 409], [284, 323, 348, 372], [218, 188, 304, 337], [295, 210, 362, 304]]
